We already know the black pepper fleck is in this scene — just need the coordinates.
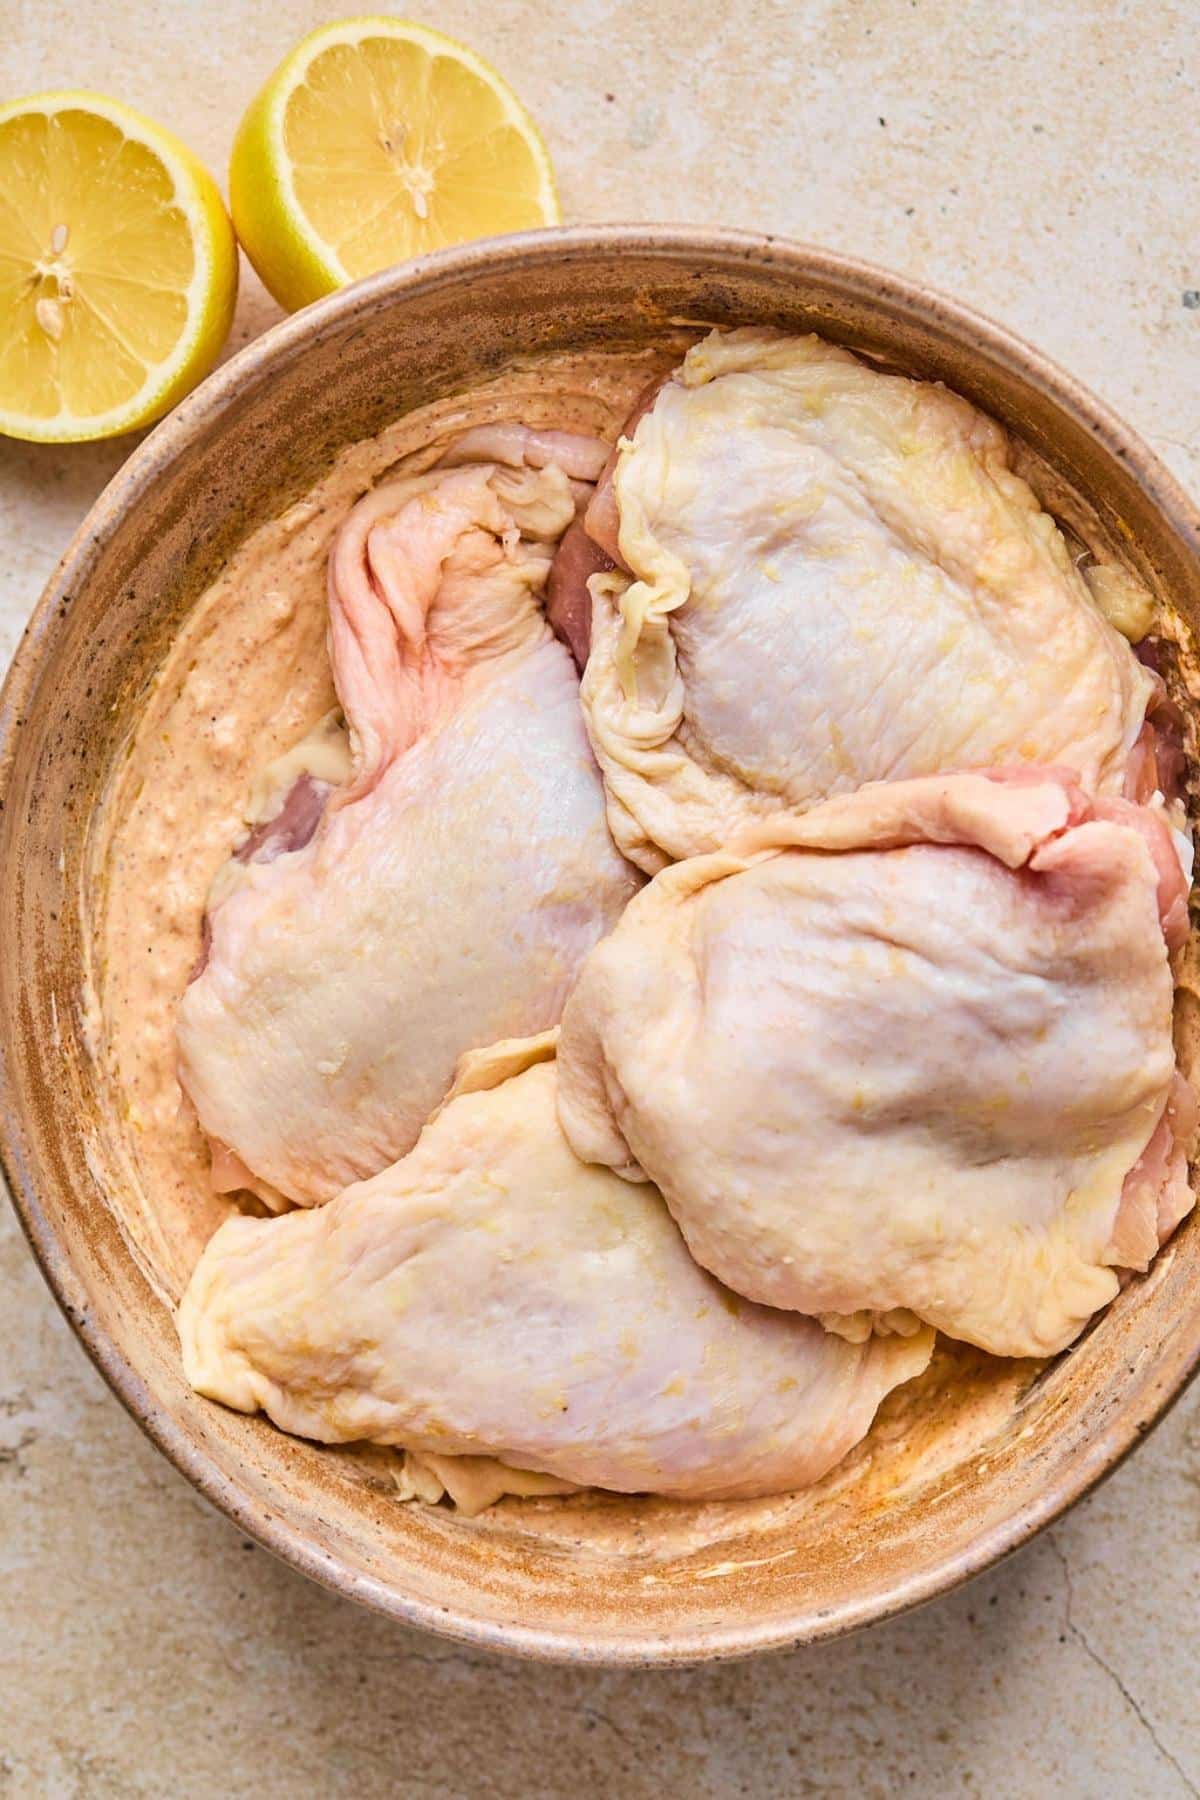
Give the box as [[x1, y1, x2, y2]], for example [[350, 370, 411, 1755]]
[[1182, 290, 1200, 309]]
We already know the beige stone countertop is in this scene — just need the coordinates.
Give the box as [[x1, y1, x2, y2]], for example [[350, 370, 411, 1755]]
[[3, 2, 1200, 1793]]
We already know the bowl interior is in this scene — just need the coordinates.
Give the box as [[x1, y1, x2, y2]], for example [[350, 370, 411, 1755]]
[[3, 231, 1200, 1664]]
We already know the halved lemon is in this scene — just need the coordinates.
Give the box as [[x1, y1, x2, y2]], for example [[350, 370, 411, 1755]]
[[230, 16, 560, 313], [0, 92, 238, 443]]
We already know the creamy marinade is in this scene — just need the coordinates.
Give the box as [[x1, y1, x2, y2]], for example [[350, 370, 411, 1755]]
[[85, 334, 1194, 1533]]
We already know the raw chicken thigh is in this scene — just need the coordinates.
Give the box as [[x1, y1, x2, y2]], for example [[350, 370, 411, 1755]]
[[570, 329, 1156, 871], [557, 770, 1194, 1358], [179, 1043, 933, 1499], [178, 430, 640, 1207]]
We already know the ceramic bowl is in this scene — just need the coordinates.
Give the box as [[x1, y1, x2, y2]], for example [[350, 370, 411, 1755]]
[[3, 228, 1199, 1665]]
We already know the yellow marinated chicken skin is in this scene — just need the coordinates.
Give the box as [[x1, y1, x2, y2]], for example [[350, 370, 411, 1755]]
[[557, 771, 1192, 1358], [579, 329, 1156, 871], [179, 1049, 933, 1499]]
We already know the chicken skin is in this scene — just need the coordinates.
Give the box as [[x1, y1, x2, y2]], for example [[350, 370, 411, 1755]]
[[180, 1042, 933, 1500], [178, 430, 639, 1207], [557, 770, 1193, 1358], [568, 329, 1155, 871]]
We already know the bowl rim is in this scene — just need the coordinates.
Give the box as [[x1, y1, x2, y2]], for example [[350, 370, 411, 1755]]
[[3, 223, 1200, 1666]]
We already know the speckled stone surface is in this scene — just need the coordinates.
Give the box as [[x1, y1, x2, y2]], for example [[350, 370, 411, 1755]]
[[2, 2, 1200, 1793]]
